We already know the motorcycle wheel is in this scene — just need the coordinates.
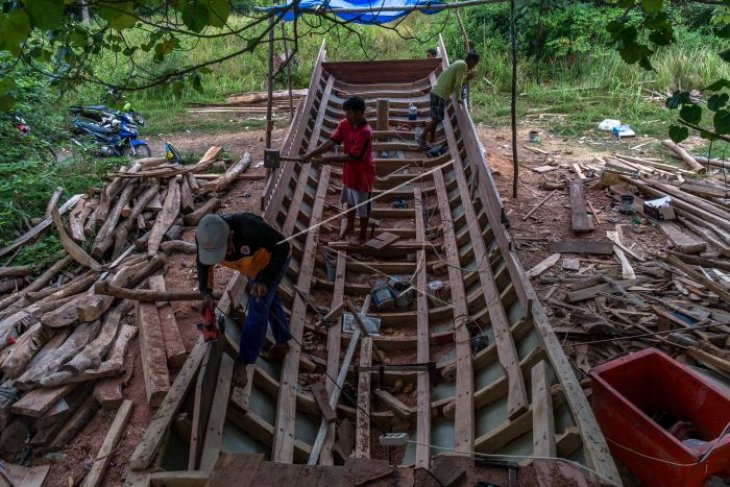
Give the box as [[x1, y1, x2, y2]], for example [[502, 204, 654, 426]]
[[123, 144, 152, 159]]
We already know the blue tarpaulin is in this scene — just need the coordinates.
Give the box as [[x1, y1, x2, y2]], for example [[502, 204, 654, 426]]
[[274, 0, 445, 25]]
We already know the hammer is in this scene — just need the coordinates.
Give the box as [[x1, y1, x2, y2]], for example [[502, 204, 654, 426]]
[[264, 148, 303, 168]]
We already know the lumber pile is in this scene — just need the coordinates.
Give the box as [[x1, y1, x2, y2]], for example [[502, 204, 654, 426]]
[[187, 89, 306, 115], [0, 146, 252, 476]]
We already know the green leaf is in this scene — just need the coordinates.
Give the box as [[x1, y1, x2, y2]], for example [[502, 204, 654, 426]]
[[641, 0, 661, 13], [97, 1, 136, 30], [0, 78, 16, 96], [208, 0, 229, 27], [679, 104, 702, 124], [182, 1, 209, 33], [708, 94, 729, 112], [606, 20, 624, 33], [720, 49, 730, 64], [0, 95, 14, 111], [639, 57, 653, 71], [0, 11, 31, 56], [718, 24, 730, 39], [25, 0, 64, 30], [668, 125, 689, 143], [706, 79, 730, 91], [714, 110, 730, 135], [648, 30, 671, 46]]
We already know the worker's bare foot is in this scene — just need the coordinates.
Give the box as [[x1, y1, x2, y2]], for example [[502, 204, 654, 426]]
[[232, 362, 249, 388], [338, 228, 352, 241]]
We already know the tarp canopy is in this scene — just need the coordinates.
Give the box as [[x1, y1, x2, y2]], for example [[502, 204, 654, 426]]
[[273, 0, 445, 25]]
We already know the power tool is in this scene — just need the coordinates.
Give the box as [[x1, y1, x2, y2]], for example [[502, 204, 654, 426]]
[[196, 304, 221, 342]]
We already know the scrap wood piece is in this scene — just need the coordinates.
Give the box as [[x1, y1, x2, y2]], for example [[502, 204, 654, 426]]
[[136, 300, 170, 407], [51, 205, 103, 271], [190, 340, 224, 470], [679, 182, 728, 199], [606, 231, 635, 280], [80, 399, 134, 487], [0, 193, 82, 259], [355, 338, 373, 459], [662, 139, 705, 173], [569, 178, 593, 233], [687, 347, 730, 376], [572, 163, 586, 181], [344, 300, 387, 364], [160, 239, 197, 254], [586, 199, 602, 224], [531, 165, 557, 174], [364, 231, 400, 250], [373, 389, 415, 420], [11, 384, 75, 417], [130, 338, 207, 470], [147, 177, 182, 257], [526, 253, 561, 278], [94, 280, 207, 302], [659, 222, 707, 255], [532, 360, 557, 487], [179, 176, 195, 214], [183, 197, 221, 227], [208, 153, 252, 194], [148, 275, 187, 368], [522, 190, 556, 221], [680, 219, 730, 258], [0, 323, 48, 379], [547, 240, 613, 255], [114, 146, 223, 179], [606, 230, 645, 262], [92, 179, 138, 255], [566, 278, 642, 303], [0, 267, 30, 279], [0, 461, 49, 487], [660, 254, 730, 304], [69, 197, 97, 243], [310, 382, 337, 423]]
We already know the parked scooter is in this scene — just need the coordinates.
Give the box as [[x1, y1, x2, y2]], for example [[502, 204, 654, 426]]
[[69, 104, 145, 127], [71, 114, 150, 158]]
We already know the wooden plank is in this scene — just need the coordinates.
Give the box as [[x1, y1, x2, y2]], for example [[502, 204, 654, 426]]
[[374, 389, 415, 420], [606, 231, 635, 280], [189, 340, 223, 469], [129, 338, 208, 471], [440, 114, 528, 421], [566, 278, 638, 303], [661, 254, 730, 304], [199, 353, 234, 471], [526, 253, 561, 278], [148, 275, 187, 367], [569, 178, 593, 233], [273, 167, 332, 463], [310, 382, 337, 423], [376, 99, 389, 131], [662, 139, 705, 173], [432, 168, 474, 453], [136, 300, 170, 407], [147, 178, 181, 256], [413, 187, 431, 469], [355, 338, 373, 458], [80, 399, 134, 487], [11, 384, 74, 417], [0, 461, 49, 487], [531, 361, 556, 458], [364, 231, 400, 250], [659, 222, 707, 254], [320, 250, 347, 465], [547, 241, 613, 255]]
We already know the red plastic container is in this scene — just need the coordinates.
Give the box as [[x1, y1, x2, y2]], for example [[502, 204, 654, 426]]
[[590, 348, 730, 487]]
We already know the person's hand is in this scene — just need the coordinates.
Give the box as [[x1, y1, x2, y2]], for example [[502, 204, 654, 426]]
[[251, 282, 267, 298], [203, 293, 215, 310], [466, 70, 476, 81]]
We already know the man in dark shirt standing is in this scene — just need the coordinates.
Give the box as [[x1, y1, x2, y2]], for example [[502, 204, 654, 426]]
[[197, 213, 291, 387]]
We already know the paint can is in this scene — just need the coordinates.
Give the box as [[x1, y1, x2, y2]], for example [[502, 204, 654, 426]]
[[528, 130, 540, 143], [324, 251, 337, 282], [371, 281, 395, 311]]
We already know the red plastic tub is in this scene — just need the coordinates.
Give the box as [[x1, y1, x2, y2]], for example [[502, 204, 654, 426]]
[[590, 348, 730, 487]]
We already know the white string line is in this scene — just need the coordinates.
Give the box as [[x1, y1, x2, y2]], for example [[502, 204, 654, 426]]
[[406, 440, 622, 487], [277, 160, 453, 244]]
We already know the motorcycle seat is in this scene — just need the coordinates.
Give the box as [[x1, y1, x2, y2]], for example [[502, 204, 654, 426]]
[[74, 119, 119, 135]]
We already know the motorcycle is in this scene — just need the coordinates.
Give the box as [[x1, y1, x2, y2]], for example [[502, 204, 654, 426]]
[[69, 104, 146, 127], [71, 114, 151, 158]]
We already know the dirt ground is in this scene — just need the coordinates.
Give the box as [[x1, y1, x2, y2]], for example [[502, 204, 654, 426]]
[[41, 119, 688, 486]]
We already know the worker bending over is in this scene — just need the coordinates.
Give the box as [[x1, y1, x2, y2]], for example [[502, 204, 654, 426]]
[[196, 213, 291, 387], [303, 96, 375, 244], [417, 51, 480, 148]]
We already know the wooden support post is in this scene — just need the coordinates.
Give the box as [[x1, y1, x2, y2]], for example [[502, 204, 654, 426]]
[[355, 338, 373, 458], [81, 399, 133, 487], [136, 301, 170, 407], [376, 99, 389, 131], [531, 361, 556, 457]]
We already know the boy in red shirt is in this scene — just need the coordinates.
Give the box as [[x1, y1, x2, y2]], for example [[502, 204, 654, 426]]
[[303, 96, 375, 243]]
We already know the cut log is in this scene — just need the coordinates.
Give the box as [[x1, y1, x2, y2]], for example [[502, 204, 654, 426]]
[[40, 293, 99, 328], [48, 395, 99, 450], [659, 222, 707, 254], [148, 178, 181, 256], [148, 274, 187, 367], [183, 198, 221, 227], [0, 193, 83, 259], [0, 266, 30, 279], [662, 139, 705, 173], [681, 219, 730, 257], [26, 269, 98, 302], [695, 155, 730, 170], [211, 153, 252, 194], [84, 203, 99, 237], [50, 205, 102, 271], [161, 240, 197, 254], [69, 197, 97, 243], [180, 176, 196, 214], [136, 300, 171, 406], [44, 187, 64, 218], [145, 192, 164, 212], [92, 179, 138, 257], [185, 171, 200, 194], [11, 384, 75, 417], [0, 277, 25, 294], [81, 399, 133, 487], [1, 323, 49, 378], [94, 281, 208, 302], [113, 146, 222, 179], [679, 182, 728, 199], [547, 241, 613, 255], [569, 178, 593, 233], [373, 389, 415, 420]]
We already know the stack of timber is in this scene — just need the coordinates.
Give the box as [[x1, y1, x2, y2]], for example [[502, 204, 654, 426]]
[[187, 89, 307, 116], [125, 38, 622, 487], [0, 146, 257, 485]]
